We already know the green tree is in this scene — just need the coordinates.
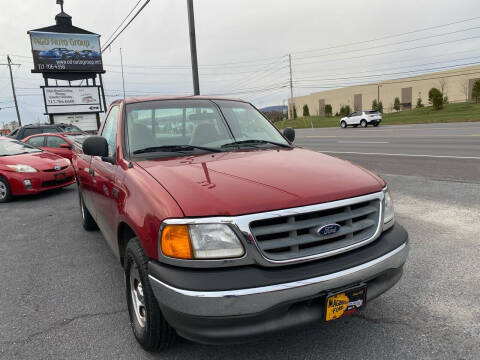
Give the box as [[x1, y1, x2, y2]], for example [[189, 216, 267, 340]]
[[303, 104, 310, 117], [472, 80, 480, 103], [324, 104, 332, 117], [372, 99, 378, 111], [416, 97, 424, 108], [339, 105, 351, 117], [428, 88, 444, 110], [293, 106, 298, 119], [377, 101, 384, 113], [393, 97, 401, 111]]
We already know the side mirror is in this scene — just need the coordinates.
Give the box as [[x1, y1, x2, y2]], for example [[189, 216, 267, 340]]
[[60, 143, 72, 149], [83, 136, 108, 157], [283, 127, 295, 143]]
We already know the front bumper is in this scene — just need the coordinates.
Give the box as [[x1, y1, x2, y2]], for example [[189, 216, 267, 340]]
[[148, 224, 409, 344], [8, 166, 76, 196]]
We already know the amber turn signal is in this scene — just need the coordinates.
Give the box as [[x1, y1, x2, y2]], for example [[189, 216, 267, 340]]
[[161, 225, 193, 259]]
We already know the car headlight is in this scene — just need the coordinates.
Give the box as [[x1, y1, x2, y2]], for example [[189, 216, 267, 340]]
[[160, 223, 245, 260], [64, 158, 71, 165], [6, 164, 38, 173], [383, 188, 395, 230]]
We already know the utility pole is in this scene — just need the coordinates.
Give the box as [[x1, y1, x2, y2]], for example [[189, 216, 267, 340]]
[[120, 48, 126, 99], [4, 55, 22, 126], [187, 0, 200, 95], [289, 54, 294, 120]]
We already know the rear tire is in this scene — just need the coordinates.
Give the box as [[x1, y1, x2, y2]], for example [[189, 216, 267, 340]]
[[78, 189, 98, 231], [340, 121, 347, 128], [361, 120, 367, 128], [125, 238, 176, 352], [0, 176, 12, 203]]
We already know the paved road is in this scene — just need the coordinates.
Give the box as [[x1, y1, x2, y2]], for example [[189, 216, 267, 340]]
[[1, 122, 479, 359], [295, 122, 480, 183]]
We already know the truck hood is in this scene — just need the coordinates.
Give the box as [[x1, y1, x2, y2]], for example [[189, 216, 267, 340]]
[[137, 148, 385, 217]]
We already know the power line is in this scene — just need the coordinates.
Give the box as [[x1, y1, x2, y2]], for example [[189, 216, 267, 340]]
[[293, 54, 480, 81], [294, 25, 480, 61], [291, 15, 480, 55], [102, 0, 143, 48], [102, 0, 151, 53], [293, 35, 480, 67], [293, 61, 480, 83]]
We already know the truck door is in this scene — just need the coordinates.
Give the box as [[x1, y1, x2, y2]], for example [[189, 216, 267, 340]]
[[89, 105, 122, 256]]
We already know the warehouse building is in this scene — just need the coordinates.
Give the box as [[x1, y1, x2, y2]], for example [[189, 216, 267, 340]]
[[290, 65, 480, 116]]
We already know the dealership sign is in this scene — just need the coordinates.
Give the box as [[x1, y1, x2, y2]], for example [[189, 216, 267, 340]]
[[43, 86, 102, 114], [30, 31, 103, 72]]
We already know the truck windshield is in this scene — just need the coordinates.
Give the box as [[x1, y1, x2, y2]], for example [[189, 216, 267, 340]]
[[125, 99, 289, 156]]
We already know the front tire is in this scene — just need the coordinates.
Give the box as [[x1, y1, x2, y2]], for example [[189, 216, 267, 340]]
[[125, 238, 176, 351], [340, 121, 347, 128], [0, 176, 12, 203], [78, 189, 98, 231], [361, 120, 367, 128]]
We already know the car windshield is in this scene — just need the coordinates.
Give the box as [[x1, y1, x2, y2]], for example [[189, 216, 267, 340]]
[[0, 138, 42, 156], [126, 99, 289, 156], [59, 125, 82, 132]]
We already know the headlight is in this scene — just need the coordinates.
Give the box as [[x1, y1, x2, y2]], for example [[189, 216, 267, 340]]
[[161, 223, 245, 260], [383, 188, 395, 230], [64, 158, 71, 165], [6, 164, 38, 173]]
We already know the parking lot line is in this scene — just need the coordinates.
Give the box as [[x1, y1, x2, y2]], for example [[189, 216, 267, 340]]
[[318, 150, 480, 160]]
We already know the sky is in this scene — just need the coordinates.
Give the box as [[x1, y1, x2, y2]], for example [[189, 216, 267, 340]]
[[1, 0, 480, 125]]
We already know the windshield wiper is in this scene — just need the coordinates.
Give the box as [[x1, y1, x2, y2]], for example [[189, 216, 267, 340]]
[[133, 144, 222, 155], [221, 139, 292, 149]]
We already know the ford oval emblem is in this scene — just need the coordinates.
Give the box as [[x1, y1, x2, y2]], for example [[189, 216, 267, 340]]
[[317, 224, 341, 236]]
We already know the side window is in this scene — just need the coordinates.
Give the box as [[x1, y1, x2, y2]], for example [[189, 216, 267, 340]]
[[26, 136, 45, 147], [23, 128, 42, 137], [46, 136, 68, 148], [9, 129, 18, 137], [101, 106, 119, 157]]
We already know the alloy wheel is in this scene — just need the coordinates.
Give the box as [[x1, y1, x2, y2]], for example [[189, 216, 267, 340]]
[[0, 181, 7, 200], [130, 263, 147, 328]]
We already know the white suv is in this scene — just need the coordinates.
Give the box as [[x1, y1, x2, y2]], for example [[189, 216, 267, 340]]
[[340, 110, 382, 128]]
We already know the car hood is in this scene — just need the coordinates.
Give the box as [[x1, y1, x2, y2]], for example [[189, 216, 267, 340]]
[[137, 148, 385, 217], [0, 151, 67, 171]]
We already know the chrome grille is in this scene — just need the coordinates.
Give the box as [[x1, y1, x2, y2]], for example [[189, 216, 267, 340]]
[[250, 198, 381, 261]]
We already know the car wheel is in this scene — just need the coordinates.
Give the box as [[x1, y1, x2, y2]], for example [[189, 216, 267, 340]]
[[125, 238, 176, 351], [340, 121, 347, 128], [0, 176, 12, 203], [78, 189, 98, 231], [361, 120, 367, 128]]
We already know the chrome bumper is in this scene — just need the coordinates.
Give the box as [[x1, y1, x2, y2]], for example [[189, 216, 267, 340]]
[[149, 242, 409, 317]]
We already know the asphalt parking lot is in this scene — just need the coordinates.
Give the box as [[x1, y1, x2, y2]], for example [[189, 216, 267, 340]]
[[1, 122, 479, 359]]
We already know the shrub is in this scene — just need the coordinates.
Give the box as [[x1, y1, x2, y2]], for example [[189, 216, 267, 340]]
[[428, 88, 444, 110], [471, 80, 480, 103], [293, 106, 297, 119], [303, 104, 310, 117], [393, 97, 401, 111], [372, 99, 378, 111], [377, 101, 383, 113], [324, 104, 332, 117], [339, 105, 351, 117], [416, 97, 424, 108]]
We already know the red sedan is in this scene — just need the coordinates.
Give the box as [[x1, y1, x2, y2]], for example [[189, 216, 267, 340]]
[[22, 132, 87, 161], [0, 136, 75, 203]]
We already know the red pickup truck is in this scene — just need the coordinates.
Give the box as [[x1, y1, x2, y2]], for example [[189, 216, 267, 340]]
[[73, 96, 408, 351]]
